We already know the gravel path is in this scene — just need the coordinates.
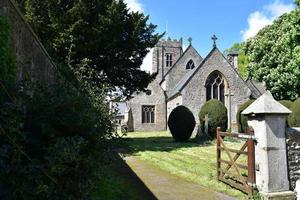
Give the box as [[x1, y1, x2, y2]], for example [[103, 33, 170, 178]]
[[122, 155, 237, 200]]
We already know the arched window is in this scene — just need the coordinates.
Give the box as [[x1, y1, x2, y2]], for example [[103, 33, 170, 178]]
[[205, 71, 225, 103], [186, 59, 195, 69]]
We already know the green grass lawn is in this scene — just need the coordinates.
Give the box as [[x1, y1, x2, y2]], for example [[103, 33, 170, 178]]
[[122, 131, 249, 199], [91, 154, 156, 200]]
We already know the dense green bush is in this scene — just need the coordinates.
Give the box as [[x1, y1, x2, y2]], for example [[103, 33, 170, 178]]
[[279, 100, 293, 127], [1, 80, 116, 199], [279, 100, 293, 109], [236, 100, 254, 133], [288, 98, 300, 127], [168, 106, 195, 142], [0, 14, 116, 199], [0, 14, 16, 102], [199, 100, 227, 138]]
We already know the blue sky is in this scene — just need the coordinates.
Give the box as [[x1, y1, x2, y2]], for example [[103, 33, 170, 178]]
[[124, 0, 296, 71]]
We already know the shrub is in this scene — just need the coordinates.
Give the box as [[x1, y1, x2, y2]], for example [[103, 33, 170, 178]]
[[0, 81, 116, 199], [0, 14, 16, 102], [199, 99, 227, 138], [168, 106, 195, 142], [236, 100, 254, 133], [0, 16, 116, 197], [279, 100, 292, 109], [288, 98, 300, 127]]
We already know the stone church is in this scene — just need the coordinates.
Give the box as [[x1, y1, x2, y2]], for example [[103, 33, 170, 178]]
[[125, 36, 265, 133]]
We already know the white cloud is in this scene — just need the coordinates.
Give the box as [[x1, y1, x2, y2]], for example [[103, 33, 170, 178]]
[[123, 0, 149, 71], [242, 11, 273, 40], [241, 0, 295, 41], [140, 49, 153, 73], [266, 0, 295, 17], [124, 0, 143, 12]]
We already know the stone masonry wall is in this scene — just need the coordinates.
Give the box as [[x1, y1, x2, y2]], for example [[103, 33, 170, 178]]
[[0, 0, 55, 84], [164, 45, 202, 92], [182, 48, 251, 130], [152, 38, 182, 82], [286, 127, 300, 190], [167, 95, 182, 118], [127, 80, 166, 131]]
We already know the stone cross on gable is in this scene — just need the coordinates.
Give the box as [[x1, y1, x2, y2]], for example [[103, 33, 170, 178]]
[[211, 34, 218, 47]]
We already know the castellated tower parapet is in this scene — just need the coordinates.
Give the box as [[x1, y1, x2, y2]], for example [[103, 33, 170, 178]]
[[156, 37, 183, 48], [152, 37, 183, 82]]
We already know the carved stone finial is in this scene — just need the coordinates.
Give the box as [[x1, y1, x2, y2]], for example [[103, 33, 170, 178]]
[[211, 34, 218, 47], [188, 37, 192, 45]]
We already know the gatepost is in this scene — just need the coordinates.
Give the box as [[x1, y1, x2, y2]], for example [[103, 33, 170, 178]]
[[242, 91, 294, 199]]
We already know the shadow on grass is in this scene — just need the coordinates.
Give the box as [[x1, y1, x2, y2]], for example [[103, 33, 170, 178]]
[[92, 153, 158, 200], [121, 136, 213, 154]]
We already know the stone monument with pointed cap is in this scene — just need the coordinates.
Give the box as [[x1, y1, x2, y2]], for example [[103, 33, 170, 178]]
[[242, 91, 294, 199]]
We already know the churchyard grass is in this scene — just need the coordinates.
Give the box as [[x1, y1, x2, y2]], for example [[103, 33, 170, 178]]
[[91, 153, 155, 200], [122, 131, 248, 199]]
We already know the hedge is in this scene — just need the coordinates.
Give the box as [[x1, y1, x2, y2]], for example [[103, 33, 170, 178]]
[[199, 99, 227, 138], [168, 105, 195, 142]]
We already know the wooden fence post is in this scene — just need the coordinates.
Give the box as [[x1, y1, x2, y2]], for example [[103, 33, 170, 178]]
[[247, 126, 255, 195], [216, 127, 221, 180]]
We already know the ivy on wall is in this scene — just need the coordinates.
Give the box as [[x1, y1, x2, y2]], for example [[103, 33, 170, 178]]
[[0, 12, 17, 101], [0, 11, 116, 199]]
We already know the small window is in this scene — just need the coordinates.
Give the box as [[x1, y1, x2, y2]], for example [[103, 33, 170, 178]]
[[146, 90, 152, 95], [142, 105, 155, 123], [166, 53, 173, 67], [186, 60, 195, 69]]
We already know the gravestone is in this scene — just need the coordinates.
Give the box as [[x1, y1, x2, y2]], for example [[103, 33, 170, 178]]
[[204, 114, 209, 136]]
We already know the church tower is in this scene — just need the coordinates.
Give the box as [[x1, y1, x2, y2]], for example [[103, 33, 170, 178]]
[[152, 38, 183, 82]]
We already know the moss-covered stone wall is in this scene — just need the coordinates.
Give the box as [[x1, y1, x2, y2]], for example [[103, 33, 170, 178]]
[[0, 0, 54, 84]]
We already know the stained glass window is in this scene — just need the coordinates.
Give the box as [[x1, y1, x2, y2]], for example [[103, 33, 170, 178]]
[[205, 72, 225, 103]]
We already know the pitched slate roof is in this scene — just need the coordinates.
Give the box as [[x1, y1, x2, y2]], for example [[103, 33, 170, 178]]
[[167, 47, 263, 101], [167, 65, 196, 98], [160, 44, 202, 85], [245, 80, 265, 99], [167, 47, 216, 100]]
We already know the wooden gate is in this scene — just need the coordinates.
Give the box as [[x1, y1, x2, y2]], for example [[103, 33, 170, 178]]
[[216, 127, 256, 197]]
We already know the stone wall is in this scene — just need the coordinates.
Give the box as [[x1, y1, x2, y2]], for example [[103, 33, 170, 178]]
[[152, 38, 183, 82], [0, 0, 55, 84], [167, 95, 182, 118], [181, 48, 251, 128], [127, 80, 166, 131], [286, 127, 300, 190], [164, 45, 202, 91]]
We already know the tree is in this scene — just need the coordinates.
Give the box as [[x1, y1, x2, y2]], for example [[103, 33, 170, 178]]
[[0, 14, 16, 101], [245, 2, 300, 100], [17, 0, 162, 97], [1, 1, 161, 197], [224, 42, 249, 79]]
